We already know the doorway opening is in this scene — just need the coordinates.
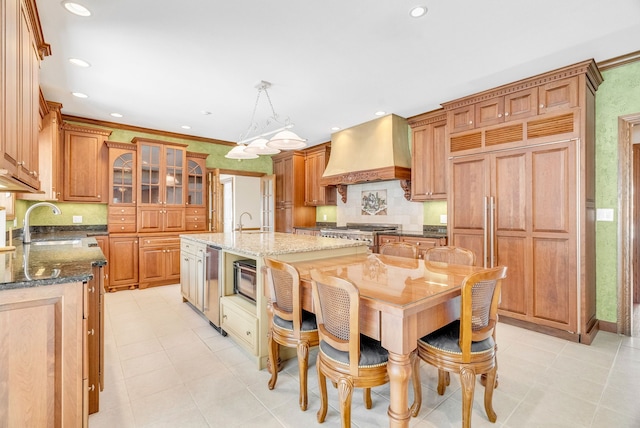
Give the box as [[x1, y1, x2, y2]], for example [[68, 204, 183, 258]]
[[618, 113, 640, 336]]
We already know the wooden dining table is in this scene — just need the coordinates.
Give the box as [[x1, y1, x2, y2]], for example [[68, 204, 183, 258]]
[[289, 252, 492, 428]]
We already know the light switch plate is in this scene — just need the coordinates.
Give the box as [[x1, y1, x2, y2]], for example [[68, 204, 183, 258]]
[[72, 215, 83, 224], [596, 208, 614, 222], [440, 214, 448, 224]]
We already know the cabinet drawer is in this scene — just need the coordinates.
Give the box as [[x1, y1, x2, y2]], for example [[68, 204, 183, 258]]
[[377, 235, 399, 245], [139, 236, 180, 248], [109, 206, 136, 216], [221, 301, 258, 353], [185, 220, 206, 231], [108, 221, 137, 233]]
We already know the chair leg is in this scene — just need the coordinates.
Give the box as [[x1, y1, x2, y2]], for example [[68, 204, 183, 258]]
[[483, 366, 498, 422], [297, 341, 310, 411], [267, 331, 279, 390], [437, 370, 449, 395], [410, 350, 422, 417], [363, 388, 372, 409], [460, 366, 476, 428], [337, 377, 354, 428], [316, 359, 328, 423]]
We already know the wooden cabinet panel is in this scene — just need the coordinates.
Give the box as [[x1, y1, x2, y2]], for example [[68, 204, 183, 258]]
[[304, 145, 336, 206], [185, 153, 208, 230], [108, 206, 137, 233], [538, 77, 578, 115], [108, 236, 138, 292], [62, 124, 111, 202], [138, 235, 180, 289], [504, 88, 538, 121], [400, 236, 443, 259], [448, 104, 475, 133], [377, 234, 400, 246], [273, 151, 315, 232], [0, 282, 86, 427], [2, 0, 20, 178], [409, 111, 448, 201]]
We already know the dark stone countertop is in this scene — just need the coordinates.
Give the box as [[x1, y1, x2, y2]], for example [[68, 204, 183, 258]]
[[0, 233, 107, 291]]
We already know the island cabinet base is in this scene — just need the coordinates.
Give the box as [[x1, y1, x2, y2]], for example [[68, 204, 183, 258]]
[[0, 282, 88, 427]]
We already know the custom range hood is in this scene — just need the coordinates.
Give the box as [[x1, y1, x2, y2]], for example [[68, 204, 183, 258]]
[[320, 114, 412, 202]]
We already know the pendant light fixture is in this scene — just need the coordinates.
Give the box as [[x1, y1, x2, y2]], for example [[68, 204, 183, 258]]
[[225, 81, 306, 159]]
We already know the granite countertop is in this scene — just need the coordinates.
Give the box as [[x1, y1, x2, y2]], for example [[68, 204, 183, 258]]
[[181, 232, 368, 257], [0, 235, 107, 291]]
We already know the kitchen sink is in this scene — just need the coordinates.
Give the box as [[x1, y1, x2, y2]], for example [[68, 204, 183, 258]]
[[30, 239, 83, 246]]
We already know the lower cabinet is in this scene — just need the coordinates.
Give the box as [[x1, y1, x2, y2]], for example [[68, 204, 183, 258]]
[[220, 296, 258, 354], [377, 234, 447, 259], [87, 265, 105, 414], [108, 235, 139, 292], [0, 281, 89, 427], [180, 238, 206, 311], [139, 235, 181, 289]]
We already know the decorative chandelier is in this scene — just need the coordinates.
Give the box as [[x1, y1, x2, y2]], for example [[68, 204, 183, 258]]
[[225, 81, 307, 159]]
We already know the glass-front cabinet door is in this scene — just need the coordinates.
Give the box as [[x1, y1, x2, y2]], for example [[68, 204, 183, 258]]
[[185, 152, 208, 231], [132, 137, 187, 232], [106, 142, 138, 233]]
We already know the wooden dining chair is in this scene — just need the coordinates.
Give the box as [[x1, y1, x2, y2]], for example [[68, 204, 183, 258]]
[[424, 245, 476, 266], [264, 258, 319, 411], [309, 269, 390, 428], [379, 241, 419, 259], [413, 266, 508, 428]]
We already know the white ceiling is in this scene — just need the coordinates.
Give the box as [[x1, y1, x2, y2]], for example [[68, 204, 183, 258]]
[[36, 0, 640, 148]]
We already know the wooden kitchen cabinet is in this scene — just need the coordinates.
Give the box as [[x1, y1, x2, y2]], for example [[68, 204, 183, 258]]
[[107, 142, 137, 233], [94, 235, 110, 292], [304, 144, 336, 206], [62, 123, 111, 202], [133, 137, 187, 233], [19, 100, 63, 201], [185, 152, 208, 231], [272, 151, 315, 233], [108, 235, 139, 292], [138, 235, 181, 289], [1, 0, 50, 191], [408, 110, 448, 201], [445, 59, 601, 343], [0, 281, 88, 427], [87, 264, 105, 414], [400, 236, 446, 259]]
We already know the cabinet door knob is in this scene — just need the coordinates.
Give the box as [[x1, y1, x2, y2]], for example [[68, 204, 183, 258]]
[[504, 111, 510, 116], [88, 384, 95, 392], [498, 113, 503, 118], [468, 120, 473, 125], [88, 328, 95, 336], [539, 104, 545, 108]]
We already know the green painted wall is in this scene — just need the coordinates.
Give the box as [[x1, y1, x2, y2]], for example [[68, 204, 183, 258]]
[[13, 200, 107, 228], [595, 61, 640, 322], [423, 200, 447, 225], [316, 206, 337, 222]]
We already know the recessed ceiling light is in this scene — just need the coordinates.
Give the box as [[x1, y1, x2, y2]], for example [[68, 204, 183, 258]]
[[62, 1, 91, 17], [201, 110, 212, 115], [331, 127, 341, 131], [375, 111, 386, 116], [72, 92, 88, 98], [409, 6, 428, 18], [181, 125, 191, 130], [110, 113, 123, 118], [69, 58, 90, 67]]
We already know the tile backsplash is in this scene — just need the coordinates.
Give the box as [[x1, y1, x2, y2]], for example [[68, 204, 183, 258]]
[[337, 180, 423, 232]]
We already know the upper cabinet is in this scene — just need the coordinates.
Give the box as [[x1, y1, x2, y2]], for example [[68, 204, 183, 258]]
[[132, 137, 188, 233], [304, 144, 336, 206], [106, 142, 137, 234], [272, 151, 315, 233], [62, 123, 111, 202], [1, 0, 50, 192], [408, 110, 448, 201], [185, 151, 208, 231]]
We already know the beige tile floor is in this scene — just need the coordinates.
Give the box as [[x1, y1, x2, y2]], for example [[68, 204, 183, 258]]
[[89, 284, 640, 428]]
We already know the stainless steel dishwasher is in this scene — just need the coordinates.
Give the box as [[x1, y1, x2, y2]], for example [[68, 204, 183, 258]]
[[203, 245, 225, 335]]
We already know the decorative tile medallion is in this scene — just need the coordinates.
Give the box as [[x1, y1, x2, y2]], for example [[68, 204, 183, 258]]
[[361, 190, 387, 216]]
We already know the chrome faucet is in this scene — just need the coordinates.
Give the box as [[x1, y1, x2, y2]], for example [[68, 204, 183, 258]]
[[238, 211, 252, 232], [23, 202, 62, 244]]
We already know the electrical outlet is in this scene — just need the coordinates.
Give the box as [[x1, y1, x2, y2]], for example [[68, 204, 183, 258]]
[[13, 218, 17, 227], [440, 214, 447, 224], [72, 215, 83, 224]]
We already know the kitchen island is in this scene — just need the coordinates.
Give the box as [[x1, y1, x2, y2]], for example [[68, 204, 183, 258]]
[[0, 237, 107, 427], [179, 232, 369, 369]]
